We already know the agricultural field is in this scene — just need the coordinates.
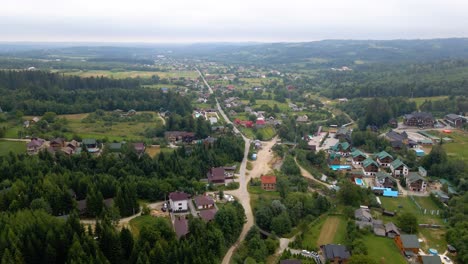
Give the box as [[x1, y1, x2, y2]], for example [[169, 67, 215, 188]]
[[58, 70, 199, 79], [301, 215, 347, 249], [0, 140, 26, 156], [362, 236, 407, 264]]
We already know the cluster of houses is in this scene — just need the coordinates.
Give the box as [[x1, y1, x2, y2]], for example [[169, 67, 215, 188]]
[[193, 108, 220, 125], [167, 191, 219, 239], [26, 137, 147, 156], [355, 207, 400, 238], [329, 140, 429, 194]]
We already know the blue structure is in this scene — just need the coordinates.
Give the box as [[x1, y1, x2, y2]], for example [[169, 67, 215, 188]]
[[329, 165, 352, 171], [251, 153, 257, 160], [372, 187, 399, 197], [428, 248, 438, 255], [414, 149, 425, 157]]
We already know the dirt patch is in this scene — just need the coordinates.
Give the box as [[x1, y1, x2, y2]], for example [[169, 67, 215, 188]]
[[145, 145, 161, 157], [317, 217, 340, 246]]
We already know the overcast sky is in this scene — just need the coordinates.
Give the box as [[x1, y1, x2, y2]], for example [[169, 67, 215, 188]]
[[1, 0, 468, 43]]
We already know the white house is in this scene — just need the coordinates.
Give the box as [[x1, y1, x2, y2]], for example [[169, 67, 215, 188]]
[[390, 159, 409, 177], [169, 191, 190, 212]]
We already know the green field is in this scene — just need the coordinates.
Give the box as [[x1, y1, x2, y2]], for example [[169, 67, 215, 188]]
[[302, 215, 346, 249], [0, 140, 26, 156], [410, 96, 449, 109], [60, 112, 163, 141], [363, 235, 406, 264], [432, 130, 468, 161], [129, 215, 171, 237], [419, 228, 447, 253], [379, 196, 444, 225]]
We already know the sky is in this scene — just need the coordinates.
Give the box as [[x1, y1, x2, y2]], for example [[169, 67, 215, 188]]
[[1, 0, 468, 43]]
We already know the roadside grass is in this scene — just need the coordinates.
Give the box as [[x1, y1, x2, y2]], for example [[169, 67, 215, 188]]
[[409, 96, 449, 109], [0, 140, 26, 156], [246, 161, 253, 170], [363, 235, 407, 264]]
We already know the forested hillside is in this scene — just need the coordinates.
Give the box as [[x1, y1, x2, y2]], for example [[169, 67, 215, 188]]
[[0, 70, 192, 115]]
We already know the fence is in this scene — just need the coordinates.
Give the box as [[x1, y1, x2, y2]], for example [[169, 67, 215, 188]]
[[409, 195, 441, 216]]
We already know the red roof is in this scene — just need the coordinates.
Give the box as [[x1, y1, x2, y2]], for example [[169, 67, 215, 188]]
[[261, 175, 277, 184], [256, 119, 266, 125]]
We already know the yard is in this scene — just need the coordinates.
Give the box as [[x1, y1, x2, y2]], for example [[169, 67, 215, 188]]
[[0, 140, 26, 156], [362, 235, 407, 264], [419, 228, 447, 253], [431, 130, 468, 161], [379, 196, 444, 225]]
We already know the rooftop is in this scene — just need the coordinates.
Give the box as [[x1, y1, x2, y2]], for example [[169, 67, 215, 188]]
[[400, 234, 420, 248], [321, 244, 350, 260], [169, 191, 190, 201], [261, 175, 277, 184]]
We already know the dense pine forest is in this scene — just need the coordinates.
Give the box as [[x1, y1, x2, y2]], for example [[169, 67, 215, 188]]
[[0, 70, 192, 115]]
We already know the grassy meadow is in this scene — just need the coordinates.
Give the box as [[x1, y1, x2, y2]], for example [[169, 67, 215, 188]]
[[0, 140, 26, 156]]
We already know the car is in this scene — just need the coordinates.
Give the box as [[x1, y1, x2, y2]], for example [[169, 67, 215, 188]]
[[443, 256, 452, 263], [301, 250, 310, 255], [161, 207, 167, 212]]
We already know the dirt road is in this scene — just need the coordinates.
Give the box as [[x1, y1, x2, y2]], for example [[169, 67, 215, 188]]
[[295, 158, 331, 188]]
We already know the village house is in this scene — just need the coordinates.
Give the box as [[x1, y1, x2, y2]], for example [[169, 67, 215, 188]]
[[335, 127, 352, 142], [260, 175, 277, 191], [328, 152, 342, 165], [385, 222, 400, 238], [418, 166, 427, 177], [375, 172, 396, 188], [351, 149, 367, 165], [403, 112, 435, 127], [255, 118, 266, 128], [169, 191, 190, 212], [199, 208, 217, 222], [444, 114, 464, 127], [108, 142, 123, 152], [82, 138, 98, 150], [50, 138, 65, 150], [164, 131, 196, 143], [207, 167, 227, 185], [388, 118, 398, 128], [390, 159, 409, 177], [394, 234, 420, 257], [133, 142, 145, 155], [320, 244, 351, 264], [330, 141, 351, 155], [193, 195, 215, 210], [362, 158, 379, 176], [375, 151, 394, 167], [406, 172, 427, 192], [355, 208, 372, 222], [385, 130, 417, 149], [296, 115, 309, 123], [27, 138, 45, 155]]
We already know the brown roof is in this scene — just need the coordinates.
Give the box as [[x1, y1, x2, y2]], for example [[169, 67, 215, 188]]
[[261, 175, 277, 184], [133, 142, 145, 151], [207, 167, 225, 182], [174, 217, 189, 239], [199, 209, 217, 222], [194, 195, 215, 207], [169, 191, 190, 202]]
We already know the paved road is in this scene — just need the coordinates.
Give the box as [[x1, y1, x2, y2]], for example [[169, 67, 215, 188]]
[[0, 138, 30, 142]]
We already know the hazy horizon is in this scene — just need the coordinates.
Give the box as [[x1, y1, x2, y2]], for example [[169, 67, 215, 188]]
[[2, 0, 468, 43]]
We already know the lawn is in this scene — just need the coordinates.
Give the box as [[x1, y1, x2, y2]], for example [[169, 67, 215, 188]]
[[302, 215, 347, 249], [0, 140, 26, 156], [431, 130, 468, 161], [128, 215, 170, 237], [363, 235, 406, 264], [379, 196, 444, 225], [256, 127, 276, 140], [413, 196, 442, 211]]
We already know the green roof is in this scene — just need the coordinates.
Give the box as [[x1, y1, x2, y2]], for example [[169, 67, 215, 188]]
[[362, 158, 378, 168], [375, 172, 394, 182], [390, 159, 406, 169], [82, 138, 97, 145], [331, 141, 350, 151], [376, 151, 393, 160], [400, 234, 420, 249], [418, 166, 427, 173], [406, 172, 425, 184], [351, 149, 367, 158], [109, 142, 123, 151], [329, 151, 342, 160]]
